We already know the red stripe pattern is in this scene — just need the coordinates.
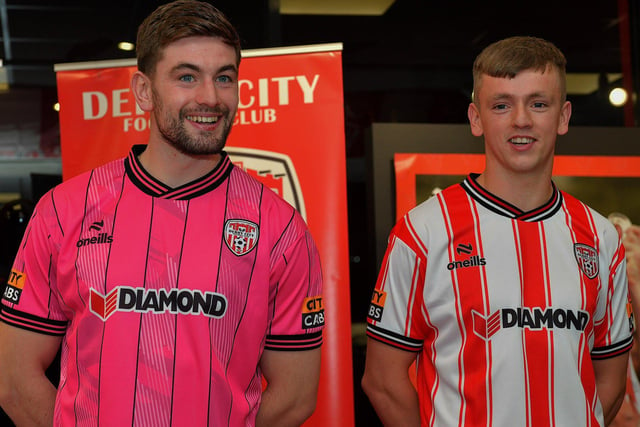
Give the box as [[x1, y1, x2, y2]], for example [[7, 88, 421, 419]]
[[366, 174, 632, 426]]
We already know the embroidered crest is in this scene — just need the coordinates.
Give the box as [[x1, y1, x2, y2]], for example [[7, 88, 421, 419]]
[[574, 243, 599, 279], [224, 219, 259, 256]]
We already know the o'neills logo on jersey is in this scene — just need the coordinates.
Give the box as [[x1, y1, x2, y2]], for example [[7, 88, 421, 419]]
[[574, 243, 599, 279], [472, 307, 590, 341], [447, 255, 486, 271], [76, 220, 113, 247], [89, 287, 227, 321], [447, 243, 486, 271], [224, 219, 259, 256]]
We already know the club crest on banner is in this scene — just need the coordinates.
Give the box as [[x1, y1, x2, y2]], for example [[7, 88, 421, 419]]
[[224, 219, 259, 256], [227, 147, 306, 220], [574, 243, 599, 279]]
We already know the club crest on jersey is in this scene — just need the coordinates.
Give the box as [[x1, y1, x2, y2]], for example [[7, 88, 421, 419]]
[[224, 219, 259, 256], [574, 243, 599, 279]]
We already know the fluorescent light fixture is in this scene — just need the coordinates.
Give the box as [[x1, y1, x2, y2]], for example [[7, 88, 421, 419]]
[[0, 66, 8, 91], [565, 73, 622, 95], [280, 0, 395, 15], [118, 42, 135, 52]]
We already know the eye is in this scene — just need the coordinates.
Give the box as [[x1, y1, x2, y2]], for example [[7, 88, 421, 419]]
[[179, 75, 195, 83], [216, 74, 236, 87], [216, 75, 233, 83], [492, 103, 509, 111], [532, 101, 547, 109]]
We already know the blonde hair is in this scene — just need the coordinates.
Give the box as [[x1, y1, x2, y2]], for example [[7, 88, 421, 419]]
[[472, 36, 567, 102]]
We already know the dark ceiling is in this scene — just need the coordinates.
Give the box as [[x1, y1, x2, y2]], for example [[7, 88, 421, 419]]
[[0, 0, 636, 129], [0, 1, 626, 81]]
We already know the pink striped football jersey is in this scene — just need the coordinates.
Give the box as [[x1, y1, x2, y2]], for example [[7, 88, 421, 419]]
[[367, 174, 632, 427], [1, 145, 324, 426]]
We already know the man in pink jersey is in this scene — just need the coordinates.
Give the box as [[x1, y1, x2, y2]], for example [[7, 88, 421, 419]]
[[362, 36, 632, 426], [0, 1, 324, 426]]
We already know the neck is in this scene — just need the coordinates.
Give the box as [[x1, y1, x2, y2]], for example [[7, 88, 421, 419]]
[[476, 170, 553, 212], [138, 140, 221, 188]]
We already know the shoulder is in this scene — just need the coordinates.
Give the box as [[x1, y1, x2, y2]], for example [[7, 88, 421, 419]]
[[560, 190, 619, 248], [35, 158, 125, 221], [403, 183, 462, 228], [230, 165, 298, 215]]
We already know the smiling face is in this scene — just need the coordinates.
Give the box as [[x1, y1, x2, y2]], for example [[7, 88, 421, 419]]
[[468, 65, 572, 181], [134, 35, 239, 156]]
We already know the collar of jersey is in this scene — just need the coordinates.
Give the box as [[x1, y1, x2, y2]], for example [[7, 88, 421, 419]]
[[461, 173, 562, 222], [124, 144, 233, 200]]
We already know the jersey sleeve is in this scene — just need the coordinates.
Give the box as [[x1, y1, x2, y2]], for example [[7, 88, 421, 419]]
[[366, 216, 427, 352], [591, 224, 633, 359], [264, 211, 323, 351], [1, 191, 68, 335]]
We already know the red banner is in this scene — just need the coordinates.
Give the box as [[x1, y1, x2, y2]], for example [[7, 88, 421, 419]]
[[55, 44, 354, 426]]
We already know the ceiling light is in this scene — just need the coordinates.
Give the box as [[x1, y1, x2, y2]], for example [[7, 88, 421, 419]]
[[280, 0, 395, 15], [609, 87, 628, 107], [118, 42, 135, 52]]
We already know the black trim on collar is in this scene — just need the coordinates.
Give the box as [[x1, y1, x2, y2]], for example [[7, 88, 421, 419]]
[[124, 145, 233, 200], [461, 173, 562, 222]]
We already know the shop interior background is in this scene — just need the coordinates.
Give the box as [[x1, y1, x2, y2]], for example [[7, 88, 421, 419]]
[[1, 1, 639, 425]]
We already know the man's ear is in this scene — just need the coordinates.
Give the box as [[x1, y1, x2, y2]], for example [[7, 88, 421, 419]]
[[468, 102, 484, 137], [131, 71, 153, 112], [557, 100, 572, 136]]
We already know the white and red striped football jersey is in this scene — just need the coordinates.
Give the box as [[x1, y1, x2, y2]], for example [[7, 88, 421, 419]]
[[367, 174, 632, 427], [1, 145, 324, 427]]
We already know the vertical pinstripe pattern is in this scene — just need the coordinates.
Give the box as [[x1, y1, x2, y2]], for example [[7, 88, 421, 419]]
[[1, 145, 323, 427], [366, 174, 632, 426], [514, 220, 554, 427]]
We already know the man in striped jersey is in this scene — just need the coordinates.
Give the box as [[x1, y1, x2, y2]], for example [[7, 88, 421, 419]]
[[362, 36, 632, 426], [0, 1, 323, 426]]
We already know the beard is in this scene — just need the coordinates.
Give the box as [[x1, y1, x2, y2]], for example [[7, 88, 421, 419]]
[[152, 90, 234, 156]]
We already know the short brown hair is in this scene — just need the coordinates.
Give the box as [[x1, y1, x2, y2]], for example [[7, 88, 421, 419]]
[[472, 36, 567, 102], [136, 0, 241, 75]]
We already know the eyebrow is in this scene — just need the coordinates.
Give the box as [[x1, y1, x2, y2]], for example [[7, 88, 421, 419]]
[[491, 91, 551, 101], [171, 63, 238, 75]]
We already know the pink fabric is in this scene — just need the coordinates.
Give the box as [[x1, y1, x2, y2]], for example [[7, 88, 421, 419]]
[[2, 146, 323, 426]]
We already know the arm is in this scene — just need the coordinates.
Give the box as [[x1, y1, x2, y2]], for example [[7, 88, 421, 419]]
[[593, 352, 629, 426], [0, 322, 62, 426], [256, 347, 321, 427], [623, 226, 640, 374], [361, 338, 421, 427]]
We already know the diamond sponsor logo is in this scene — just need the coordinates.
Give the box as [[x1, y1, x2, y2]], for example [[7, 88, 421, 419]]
[[472, 307, 590, 341], [89, 287, 228, 321]]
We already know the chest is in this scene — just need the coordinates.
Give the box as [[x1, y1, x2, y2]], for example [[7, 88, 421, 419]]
[[423, 216, 602, 329]]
